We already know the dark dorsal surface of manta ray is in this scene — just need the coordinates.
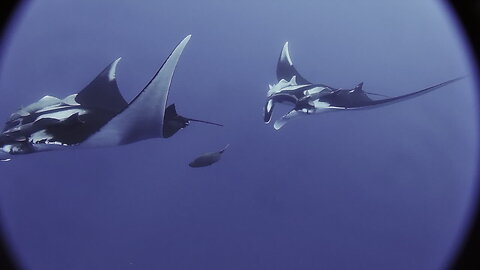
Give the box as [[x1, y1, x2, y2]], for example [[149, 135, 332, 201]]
[[189, 144, 229, 168], [0, 35, 222, 161], [264, 42, 464, 130]]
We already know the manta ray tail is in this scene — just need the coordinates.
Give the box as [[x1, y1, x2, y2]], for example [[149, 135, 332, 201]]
[[163, 104, 222, 138], [364, 91, 391, 98], [368, 77, 465, 107], [187, 118, 223, 127]]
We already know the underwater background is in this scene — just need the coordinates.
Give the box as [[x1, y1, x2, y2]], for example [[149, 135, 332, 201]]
[[0, 0, 478, 269]]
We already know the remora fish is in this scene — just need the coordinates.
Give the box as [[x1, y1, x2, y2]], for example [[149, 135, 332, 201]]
[[189, 144, 229, 168], [0, 35, 222, 161], [264, 42, 464, 130]]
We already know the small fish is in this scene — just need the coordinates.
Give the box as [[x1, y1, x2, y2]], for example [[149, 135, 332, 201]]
[[189, 144, 229, 168]]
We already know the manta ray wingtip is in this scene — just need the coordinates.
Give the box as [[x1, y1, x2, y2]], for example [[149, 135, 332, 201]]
[[109, 57, 122, 79], [281, 42, 292, 65]]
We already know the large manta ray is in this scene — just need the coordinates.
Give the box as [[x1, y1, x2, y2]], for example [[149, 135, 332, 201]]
[[264, 42, 463, 130], [0, 35, 221, 161]]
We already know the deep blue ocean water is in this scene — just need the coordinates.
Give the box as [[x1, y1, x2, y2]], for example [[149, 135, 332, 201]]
[[0, 0, 478, 269]]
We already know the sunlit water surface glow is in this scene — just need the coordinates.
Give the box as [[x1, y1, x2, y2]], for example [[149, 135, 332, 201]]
[[0, 0, 478, 269]]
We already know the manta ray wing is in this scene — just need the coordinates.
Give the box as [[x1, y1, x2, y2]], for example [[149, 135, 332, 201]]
[[81, 35, 191, 147], [75, 58, 128, 113], [276, 42, 311, 85]]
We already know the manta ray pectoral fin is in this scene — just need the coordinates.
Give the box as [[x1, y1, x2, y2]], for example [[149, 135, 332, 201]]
[[276, 42, 311, 85], [273, 109, 301, 130], [75, 57, 128, 113], [81, 35, 192, 146]]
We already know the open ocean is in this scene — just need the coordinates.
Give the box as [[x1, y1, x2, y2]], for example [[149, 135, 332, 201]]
[[0, 0, 478, 269]]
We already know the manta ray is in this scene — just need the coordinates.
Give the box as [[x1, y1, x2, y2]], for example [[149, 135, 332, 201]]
[[264, 42, 464, 130], [0, 35, 221, 161]]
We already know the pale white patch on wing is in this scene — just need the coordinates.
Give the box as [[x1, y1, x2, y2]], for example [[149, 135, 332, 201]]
[[35, 108, 87, 122], [303, 87, 326, 95], [310, 100, 331, 109], [35, 103, 74, 113], [24, 96, 62, 111], [9, 95, 63, 120], [267, 76, 300, 96], [282, 85, 307, 91], [309, 100, 345, 114], [63, 94, 79, 106]]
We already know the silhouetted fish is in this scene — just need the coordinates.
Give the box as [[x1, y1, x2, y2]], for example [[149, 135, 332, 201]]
[[189, 144, 229, 168]]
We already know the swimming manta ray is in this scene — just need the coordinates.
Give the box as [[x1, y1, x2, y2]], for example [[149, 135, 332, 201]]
[[264, 42, 464, 130], [0, 35, 222, 161]]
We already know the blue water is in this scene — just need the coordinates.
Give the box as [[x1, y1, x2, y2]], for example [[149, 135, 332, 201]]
[[0, 0, 478, 269]]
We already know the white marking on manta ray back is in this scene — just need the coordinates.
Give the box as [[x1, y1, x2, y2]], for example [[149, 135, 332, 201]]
[[310, 100, 331, 108], [36, 104, 76, 114], [282, 85, 308, 91], [63, 94, 79, 106], [11, 95, 63, 118], [35, 108, 87, 122], [267, 76, 300, 96], [303, 87, 326, 95]]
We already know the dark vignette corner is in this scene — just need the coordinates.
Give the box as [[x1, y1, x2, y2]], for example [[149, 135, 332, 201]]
[[0, 1, 21, 270], [447, 0, 480, 270], [447, 1, 480, 269]]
